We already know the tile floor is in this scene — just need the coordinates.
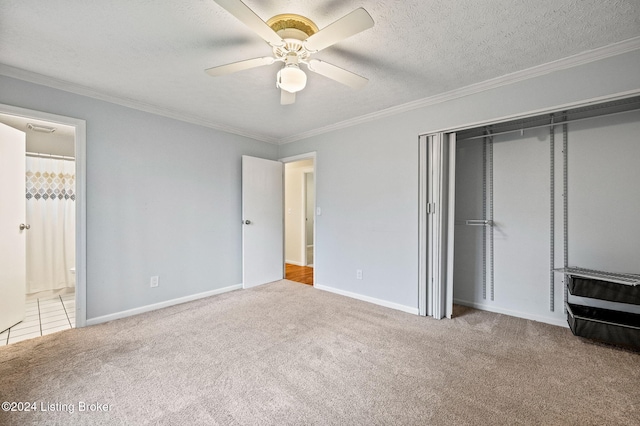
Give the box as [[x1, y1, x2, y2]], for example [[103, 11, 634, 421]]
[[0, 293, 75, 346]]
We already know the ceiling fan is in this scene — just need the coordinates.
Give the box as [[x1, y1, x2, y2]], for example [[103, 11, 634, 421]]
[[206, 0, 375, 105]]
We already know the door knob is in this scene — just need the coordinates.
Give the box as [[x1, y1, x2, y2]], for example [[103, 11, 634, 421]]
[[244, 220, 251, 225], [19, 224, 31, 230]]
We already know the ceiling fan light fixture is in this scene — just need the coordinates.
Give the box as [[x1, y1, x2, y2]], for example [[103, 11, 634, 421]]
[[277, 64, 307, 93], [208, 1, 375, 104]]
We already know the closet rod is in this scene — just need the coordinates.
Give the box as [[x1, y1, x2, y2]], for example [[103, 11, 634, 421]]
[[457, 108, 640, 142], [26, 151, 75, 161]]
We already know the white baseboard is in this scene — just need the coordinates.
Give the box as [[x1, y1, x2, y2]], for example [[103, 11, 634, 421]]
[[315, 284, 419, 315], [454, 298, 569, 328], [285, 259, 304, 266], [86, 284, 242, 326]]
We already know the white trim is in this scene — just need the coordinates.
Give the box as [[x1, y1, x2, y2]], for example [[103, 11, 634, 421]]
[[75, 120, 87, 328], [0, 103, 87, 328], [301, 168, 314, 266], [418, 136, 428, 316], [315, 284, 419, 315], [285, 259, 304, 266], [278, 37, 640, 144], [445, 133, 456, 319], [420, 89, 640, 138], [279, 152, 317, 163], [86, 284, 242, 326], [0, 64, 278, 145], [454, 298, 569, 328], [300, 170, 307, 266]]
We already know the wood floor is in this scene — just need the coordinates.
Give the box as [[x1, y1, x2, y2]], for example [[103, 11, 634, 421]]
[[285, 264, 314, 285]]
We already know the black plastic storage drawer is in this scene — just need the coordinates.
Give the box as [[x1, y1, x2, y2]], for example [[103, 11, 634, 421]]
[[566, 303, 640, 349], [567, 276, 640, 305]]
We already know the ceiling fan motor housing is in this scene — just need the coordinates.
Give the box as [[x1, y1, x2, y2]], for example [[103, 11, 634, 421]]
[[267, 14, 319, 62]]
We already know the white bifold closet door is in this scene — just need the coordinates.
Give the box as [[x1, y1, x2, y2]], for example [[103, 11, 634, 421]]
[[419, 133, 456, 319]]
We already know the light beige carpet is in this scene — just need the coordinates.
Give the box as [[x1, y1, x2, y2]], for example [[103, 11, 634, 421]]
[[0, 280, 638, 425]]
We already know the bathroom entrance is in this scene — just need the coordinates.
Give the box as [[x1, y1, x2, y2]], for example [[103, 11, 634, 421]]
[[0, 110, 80, 345]]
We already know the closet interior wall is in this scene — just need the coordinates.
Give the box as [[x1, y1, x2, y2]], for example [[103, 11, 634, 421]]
[[453, 105, 640, 326]]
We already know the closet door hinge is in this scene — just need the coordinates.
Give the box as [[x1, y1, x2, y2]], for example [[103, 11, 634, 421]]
[[426, 203, 436, 214]]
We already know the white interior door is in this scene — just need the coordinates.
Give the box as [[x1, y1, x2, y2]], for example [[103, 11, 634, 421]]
[[0, 123, 26, 332], [242, 155, 283, 288]]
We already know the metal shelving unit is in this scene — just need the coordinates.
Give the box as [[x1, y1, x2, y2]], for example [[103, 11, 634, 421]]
[[558, 267, 640, 349]]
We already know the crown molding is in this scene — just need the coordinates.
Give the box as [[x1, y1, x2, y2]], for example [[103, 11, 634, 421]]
[[0, 64, 279, 144], [2, 36, 639, 146], [278, 36, 640, 144]]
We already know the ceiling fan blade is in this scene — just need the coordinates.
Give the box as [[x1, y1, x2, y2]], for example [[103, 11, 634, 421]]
[[205, 57, 275, 77], [307, 59, 368, 90], [213, 0, 284, 46], [281, 89, 296, 105], [304, 8, 374, 52]]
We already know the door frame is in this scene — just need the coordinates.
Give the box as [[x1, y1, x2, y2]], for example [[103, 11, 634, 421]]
[[0, 103, 87, 328], [418, 91, 640, 321], [301, 168, 314, 266], [279, 152, 317, 285]]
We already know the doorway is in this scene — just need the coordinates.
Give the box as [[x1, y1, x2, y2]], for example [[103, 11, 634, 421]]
[[0, 104, 86, 346], [420, 93, 640, 326], [282, 153, 316, 286]]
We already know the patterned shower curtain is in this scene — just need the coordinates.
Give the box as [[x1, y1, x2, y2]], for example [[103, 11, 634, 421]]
[[25, 156, 76, 294]]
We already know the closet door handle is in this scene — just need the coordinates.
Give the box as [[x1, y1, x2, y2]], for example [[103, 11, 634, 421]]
[[19, 223, 31, 230]]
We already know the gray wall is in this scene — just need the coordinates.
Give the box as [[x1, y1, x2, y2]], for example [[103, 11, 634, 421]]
[[280, 122, 419, 308], [568, 112, 640, 272], [2, 48, 639, 324], [0, 76, 278, 320], [278, 50, 640, 314]]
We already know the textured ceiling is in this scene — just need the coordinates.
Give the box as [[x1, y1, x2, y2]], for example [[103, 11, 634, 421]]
[[1, 1, 639, 143]]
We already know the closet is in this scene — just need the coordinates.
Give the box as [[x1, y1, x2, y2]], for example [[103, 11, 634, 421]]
[[452, 96, 640, 348]]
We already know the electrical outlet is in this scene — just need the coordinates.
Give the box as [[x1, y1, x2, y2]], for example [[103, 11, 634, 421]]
[[356, 269, 363, 280], [150, 276, 159, 288]]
